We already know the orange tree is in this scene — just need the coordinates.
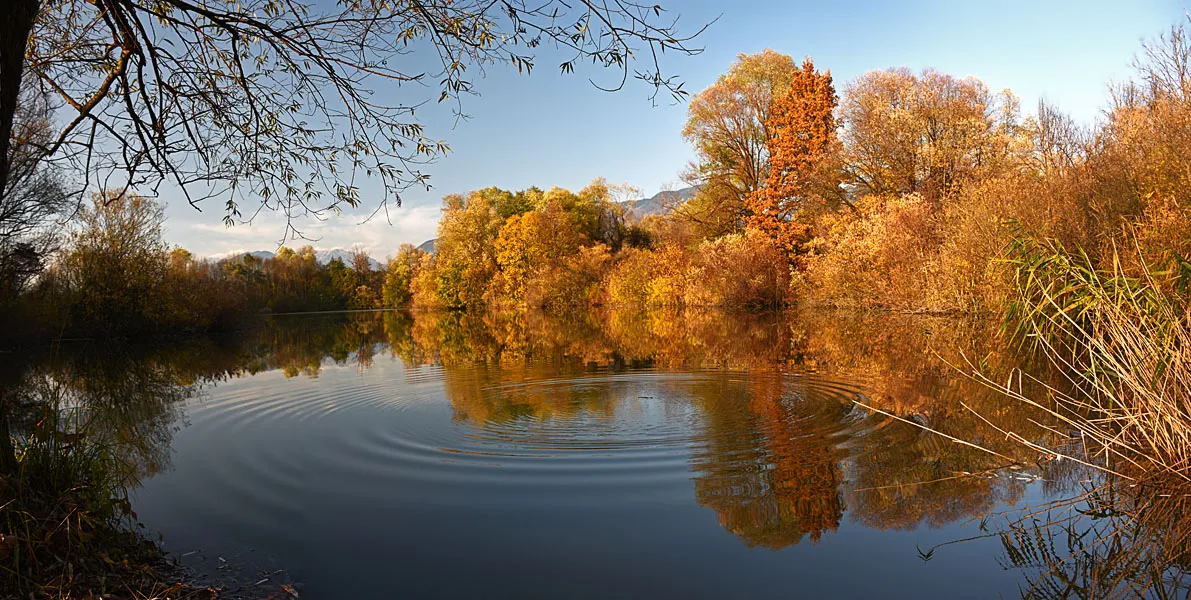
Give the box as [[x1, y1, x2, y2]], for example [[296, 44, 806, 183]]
[[745, 58, 840, 261]]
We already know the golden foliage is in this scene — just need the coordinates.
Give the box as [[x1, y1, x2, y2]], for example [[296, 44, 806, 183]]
[[685, 231, 791, 308], [678, 50, 802, 236], [744, 57, 840, 259], [840, 68, 1023, 202]]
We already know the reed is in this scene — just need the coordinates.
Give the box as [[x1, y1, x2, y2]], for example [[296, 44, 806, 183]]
[[990, 236, 1191, 481]]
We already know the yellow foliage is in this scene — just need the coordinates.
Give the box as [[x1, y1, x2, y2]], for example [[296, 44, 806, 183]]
[[802, 195, 938, 310]]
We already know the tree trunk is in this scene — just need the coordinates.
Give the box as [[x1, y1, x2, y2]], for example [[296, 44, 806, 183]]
[[0, 390, 14, 474], [0, 0, 39, 200]]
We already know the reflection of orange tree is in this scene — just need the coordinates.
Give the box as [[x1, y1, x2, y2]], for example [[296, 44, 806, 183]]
[[394, 310, 616, 423], [788, 310, 1062, 531], [309, 308, 1066, 543], [750, 376, 845, 544], [689, 374, 846, 549]]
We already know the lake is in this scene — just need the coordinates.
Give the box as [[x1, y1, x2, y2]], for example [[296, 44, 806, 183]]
[[4, 309, 1171, 598]]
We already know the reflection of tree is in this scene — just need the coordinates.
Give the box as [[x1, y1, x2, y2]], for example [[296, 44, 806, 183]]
[[0, 312, 394, 484], [844, 423, 1026, 531], [251, 307, 1191, 583], [0, 307, 1113, 567], [986, 481, 1191, 598], [249, 312, 389, 377], [394, 307, 798, 372], [749, 376, 847, 544], [789, 310, 1064, 532], [382, 306, 1067, 548], [3, 348, 195, 485], [690, 375, 847, 549]]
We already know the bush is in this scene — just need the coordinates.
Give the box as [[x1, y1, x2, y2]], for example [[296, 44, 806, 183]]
[[685, 231, 791, 308], [802, 194, 939, 310]]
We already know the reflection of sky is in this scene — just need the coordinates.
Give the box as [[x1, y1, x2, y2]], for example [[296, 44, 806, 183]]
[[128, 344, 1046, 598], [161, 0, 1184, 258]]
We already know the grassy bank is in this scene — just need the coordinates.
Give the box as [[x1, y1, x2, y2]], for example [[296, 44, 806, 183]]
[[0, 359, 214, 598], [1, 412, 210, 598]]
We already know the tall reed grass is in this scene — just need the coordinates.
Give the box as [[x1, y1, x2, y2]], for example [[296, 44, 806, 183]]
[[988, 237, 1191, 481]]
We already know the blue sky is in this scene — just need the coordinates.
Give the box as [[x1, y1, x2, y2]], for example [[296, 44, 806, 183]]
[[165, 0, 1189, 259]]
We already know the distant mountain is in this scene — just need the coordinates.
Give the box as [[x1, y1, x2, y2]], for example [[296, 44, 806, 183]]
[[217, 248, 381, 269], [415, 239, 436, 255], [243, 250, 276, 261], [314, 248, 382, 269], [619, 186, 696, 221]]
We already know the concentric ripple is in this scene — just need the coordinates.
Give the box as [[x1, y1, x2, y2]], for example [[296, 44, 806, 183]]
[[167, 359, 882, 522]]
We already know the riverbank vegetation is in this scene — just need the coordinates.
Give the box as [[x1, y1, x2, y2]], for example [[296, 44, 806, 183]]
[[3, 4, 1191, 596], [0, 349, 216, 597], [7, 19, 1191, 331]]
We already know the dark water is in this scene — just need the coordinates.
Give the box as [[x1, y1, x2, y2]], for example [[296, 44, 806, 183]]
[[8, 309, 1170, 598]]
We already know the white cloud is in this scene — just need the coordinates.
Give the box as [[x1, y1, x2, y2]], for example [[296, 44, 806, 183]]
[[165, 203, 442, 259]]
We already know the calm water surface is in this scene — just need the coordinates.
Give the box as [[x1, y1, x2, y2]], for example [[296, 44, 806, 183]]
[[9, 310, 1119, 597]]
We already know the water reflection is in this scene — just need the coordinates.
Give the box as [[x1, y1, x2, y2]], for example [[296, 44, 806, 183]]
[[381, 309, 1054, 543], [2, 308, 1185, 597], [1, 346, 202, 486]]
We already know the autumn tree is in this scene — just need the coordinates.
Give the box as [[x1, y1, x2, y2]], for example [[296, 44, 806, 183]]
[[157, 247, 257, 328], [53, 192, 169, 333], [425, 190, 507, 309], [679, 50, 800, 237], [536, 182, 626, 246], [745, 58, 840, 258], [1094, 22, 1191, 279], [492, 206, 593, 307], [382, 244, 426, 308], [493, 211, 580, 304], [839, 68, 1020, 203], [489, 181, 622, 307], [262, 245, 341, 311], [3, 0, 707, 242], [348, 250, 382, 309]]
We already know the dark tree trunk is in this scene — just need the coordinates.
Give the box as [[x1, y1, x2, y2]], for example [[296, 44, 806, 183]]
[[0, 390, 14, 474], [0, 0, 39, 201]]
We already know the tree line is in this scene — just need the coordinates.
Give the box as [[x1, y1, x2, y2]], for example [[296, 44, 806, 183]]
[[366, 19, 1191, 316], [4, 191, 393, 338], [6, 17, 1191, 340], [2, 176, 795, 342]]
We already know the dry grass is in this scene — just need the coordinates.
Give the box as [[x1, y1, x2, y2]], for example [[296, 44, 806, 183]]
[[979, 237, 1191, 482]]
